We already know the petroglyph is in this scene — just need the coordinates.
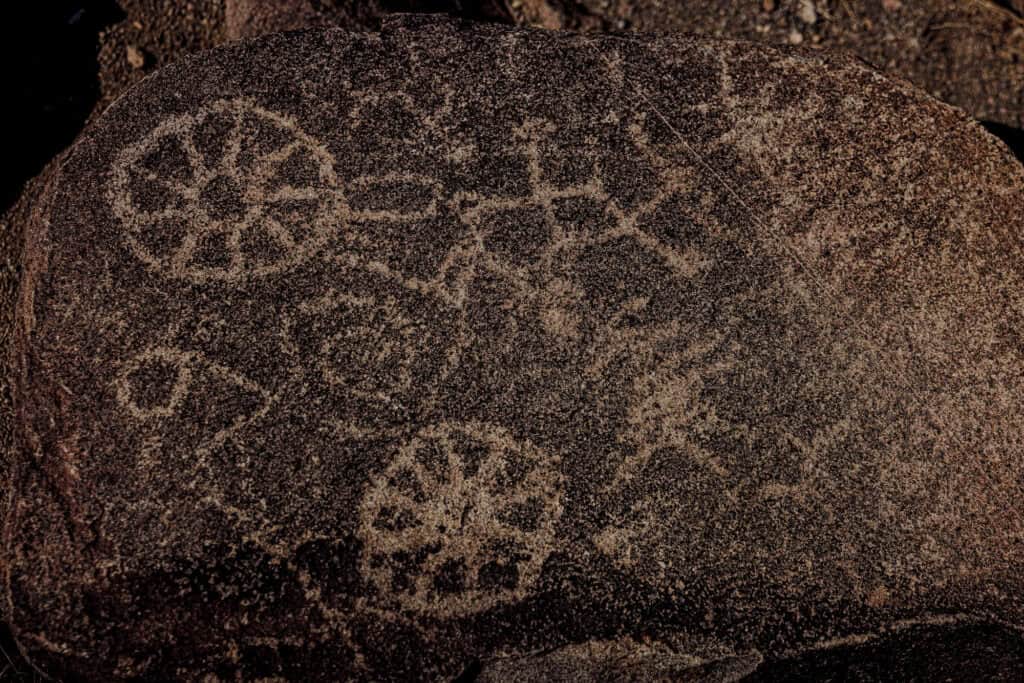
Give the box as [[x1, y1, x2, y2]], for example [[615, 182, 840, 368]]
[[114, 346, 195, 420], [358, 421, 564, 615], [109, 98, 340, 283], [611, 331, 735, 487], [298, 291, 420, 400], [113, 344, 276, 470]]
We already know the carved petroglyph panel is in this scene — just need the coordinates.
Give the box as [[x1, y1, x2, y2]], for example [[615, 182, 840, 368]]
[[15, 21, 1024, 681], [99, 84, 900, 602]]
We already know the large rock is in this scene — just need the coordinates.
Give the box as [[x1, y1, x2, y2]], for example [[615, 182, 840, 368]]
[[6, 15, 1024, 681]]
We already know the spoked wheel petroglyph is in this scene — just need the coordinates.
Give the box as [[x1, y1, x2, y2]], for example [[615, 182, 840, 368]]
[[109, 98, 339, 283], [358, 421, 564, 616]]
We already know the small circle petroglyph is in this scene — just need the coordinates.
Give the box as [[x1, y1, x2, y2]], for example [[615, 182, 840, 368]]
[[109, 98, 339, 284], [357, 421, 565, 616]]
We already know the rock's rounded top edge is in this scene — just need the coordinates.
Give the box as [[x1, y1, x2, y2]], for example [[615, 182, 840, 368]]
[[83, 15, 1019, 181]]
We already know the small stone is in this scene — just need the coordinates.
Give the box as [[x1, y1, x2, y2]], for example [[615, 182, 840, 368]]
[[788, 29, 804, 44], [799, 0, 818, 24], [762, 0, 776, 12], [125, 44, 145, 69]]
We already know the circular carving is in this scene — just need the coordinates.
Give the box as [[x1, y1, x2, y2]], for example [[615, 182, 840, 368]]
[[314, 292, 419, 401], [109, 98, 338, 283], [358, 421, 564, 616]]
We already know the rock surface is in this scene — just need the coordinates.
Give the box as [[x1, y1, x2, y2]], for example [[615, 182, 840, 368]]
[[6, 15, 1024, 681], [225, 0, 1024, 135], [506, 0, 1024, 134]]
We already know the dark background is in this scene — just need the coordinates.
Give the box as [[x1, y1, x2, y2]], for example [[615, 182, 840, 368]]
[[1, 2, 125, 213]]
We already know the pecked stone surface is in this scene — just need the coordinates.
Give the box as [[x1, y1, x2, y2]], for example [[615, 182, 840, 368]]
[[5, 15, 1024, 681], [224, 0, 1024, 135], [504, 0, 1024, 131]]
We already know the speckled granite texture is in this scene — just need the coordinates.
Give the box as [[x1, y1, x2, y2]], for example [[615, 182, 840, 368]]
[[5, 15, 1024, 681]]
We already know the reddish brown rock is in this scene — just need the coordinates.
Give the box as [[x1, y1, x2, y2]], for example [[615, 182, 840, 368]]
[[5, 16, 1024, 681]]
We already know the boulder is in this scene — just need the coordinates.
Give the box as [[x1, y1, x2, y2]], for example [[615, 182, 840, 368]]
[[5, 16, 1024, 681]]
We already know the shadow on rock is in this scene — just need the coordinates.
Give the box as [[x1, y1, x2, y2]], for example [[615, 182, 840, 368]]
[[0, 621, 43, 682], [983, 121, 1024, 164]]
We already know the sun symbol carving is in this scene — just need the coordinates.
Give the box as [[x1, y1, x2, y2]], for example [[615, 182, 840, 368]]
[[109, 98, 338, 283], [358, 421, 565, 616]]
